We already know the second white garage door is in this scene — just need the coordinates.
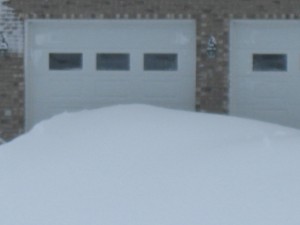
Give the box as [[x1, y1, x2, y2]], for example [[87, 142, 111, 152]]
[[230, 20, 300, 129], [25, 20, 196, 130]]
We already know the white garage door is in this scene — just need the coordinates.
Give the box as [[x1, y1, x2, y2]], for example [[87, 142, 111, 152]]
[[230, 20, 300, 129], [25, 20, 196, 130]]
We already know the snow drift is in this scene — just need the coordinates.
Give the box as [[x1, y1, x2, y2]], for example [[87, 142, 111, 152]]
[[1, 104, 300, 225]]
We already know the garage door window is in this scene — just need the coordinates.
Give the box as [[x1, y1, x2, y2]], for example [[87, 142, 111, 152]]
[[253, 54, 287, 72], [97, 53, 130, 71], [49, 53, 82, 70], [144, 53, 177, 71]]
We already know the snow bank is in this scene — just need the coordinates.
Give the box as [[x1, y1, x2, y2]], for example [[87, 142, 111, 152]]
[[1, 104, 300, 225]]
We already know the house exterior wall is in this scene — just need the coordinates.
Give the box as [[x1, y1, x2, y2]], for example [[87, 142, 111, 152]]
[[1, 0, 300, 140]]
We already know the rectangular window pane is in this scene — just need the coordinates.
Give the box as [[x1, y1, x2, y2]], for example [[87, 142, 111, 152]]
[[49, 53, 82, 70], [144, 53, 178, 71], [97, 53, 130, 71], [253, 54, 287, 71]]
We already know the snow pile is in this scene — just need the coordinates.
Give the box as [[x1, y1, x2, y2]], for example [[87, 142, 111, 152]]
[[1, 104, 300, 225]]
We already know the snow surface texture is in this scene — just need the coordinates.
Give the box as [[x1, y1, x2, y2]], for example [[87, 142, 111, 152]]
[[1, 104, 300, 225]]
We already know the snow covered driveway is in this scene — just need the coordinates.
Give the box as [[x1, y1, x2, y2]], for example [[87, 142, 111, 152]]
[[1, 104, 300, 225]]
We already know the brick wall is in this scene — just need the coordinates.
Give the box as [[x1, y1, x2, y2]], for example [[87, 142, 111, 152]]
[[1, 0, 300, 140], [0, 54, 23, 140], [0, 0, 23, 141]]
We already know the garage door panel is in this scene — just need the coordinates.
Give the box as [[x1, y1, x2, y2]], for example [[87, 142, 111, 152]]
[[25, 20, 196, 130], [236, 108, 289, 125], [93, 81, 133, 97], [32, 101, 84, 123], [235, 77, 288, 98], [34, 79, 85, 98], [230, 20, 300, 128], [31, 20, 195, 51], [137, 80, 182, 98], [235, 97, 288, 108], [231, 20, 300, 49], [233, 49, 289, 76]]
